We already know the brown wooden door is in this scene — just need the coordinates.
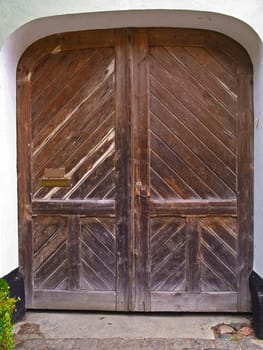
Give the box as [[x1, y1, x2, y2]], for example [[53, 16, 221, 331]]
[[17, 28, 253, 312]]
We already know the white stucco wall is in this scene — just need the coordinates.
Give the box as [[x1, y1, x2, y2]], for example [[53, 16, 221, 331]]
[[0, 1, 263, 277]]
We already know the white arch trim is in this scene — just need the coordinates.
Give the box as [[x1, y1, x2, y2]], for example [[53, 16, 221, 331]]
[[0, 9, 263, 277]]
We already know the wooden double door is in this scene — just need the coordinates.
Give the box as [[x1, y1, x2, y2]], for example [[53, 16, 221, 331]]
[[17, 28, 253, 312]]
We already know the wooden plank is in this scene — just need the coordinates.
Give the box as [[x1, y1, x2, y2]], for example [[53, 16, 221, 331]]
[[58, 29, 114, 50], [32, 199, 115, 215], [17, 29, 114, 76], [32, 290, 116, 310], [149, 89, 237, 194], [205, 31, 252, 74], [186, 218, 200, 292], [32, 49, 114, 145], [31, 51, 73, 96], [21, 222, 33, 308], [151, 133, 220, 199], [67, 216, 81, 290], [34, 242, 68, 289], [151, 292, 238, 312], [150, 50, 237, 155], [17, 65, 33, 308], [185, 46, 238, 94], [33, 119, 115, 200], [131, 29, 151, 311], [32, 199, 115, 216], [149, 28, 205, 47], [150, 76, 236, 154], [200, 220, 237, 271], [150, 113, 235, 199], [201, 217, 237, 253], [33, 216, 67, 272], [167, 46, 237, 115], [237, 72, 254, 311], [17, 35, 61, 76], [150, 217, 187, 292], [150, 199, 237, 217], [151, 47, 237, 127], [114, 29, 130, 311], [81, 217, 116, 291]]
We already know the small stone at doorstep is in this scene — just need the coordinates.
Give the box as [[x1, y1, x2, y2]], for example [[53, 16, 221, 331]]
[[238, 326, 254, 337], [218, 324, 235, 335]]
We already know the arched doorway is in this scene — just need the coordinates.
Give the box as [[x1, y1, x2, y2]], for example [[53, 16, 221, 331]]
[[17, 28, 253, 312]]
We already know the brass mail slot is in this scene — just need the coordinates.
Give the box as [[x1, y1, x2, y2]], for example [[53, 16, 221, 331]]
[[39, 178, 71, 187], [39, 168, 71, 188]]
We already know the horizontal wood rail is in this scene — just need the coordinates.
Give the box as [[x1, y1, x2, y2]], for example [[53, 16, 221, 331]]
[[150, 199, 237, 216], [32, 290, 116, 310], [32, 199, 115, 216]]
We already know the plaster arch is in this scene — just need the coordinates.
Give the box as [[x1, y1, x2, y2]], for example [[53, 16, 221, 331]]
[[0, 9, 262, 279]]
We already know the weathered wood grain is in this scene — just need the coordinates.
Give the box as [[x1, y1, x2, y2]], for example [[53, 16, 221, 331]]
[[32, 200, 115, 216], [68, 216, 81, 290], [186, 218, 200, 292], [150, 199, 237, 216], [17, 28, 253, 312], [81, 217, 116, 291], [17, 61, 33, 308], [130, 29, 151, 311], [237, 71, 254, 311], [151, 292, 238, 312], [33, 290, 116, 310], [149, 28, 205, 47], [114, 29, 131, 311]]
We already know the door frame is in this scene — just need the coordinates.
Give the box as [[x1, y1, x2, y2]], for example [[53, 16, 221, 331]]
[[17, 28, 254, 312]]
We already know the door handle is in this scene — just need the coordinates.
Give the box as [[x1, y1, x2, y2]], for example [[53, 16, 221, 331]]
[[135, 181, 150, 198]]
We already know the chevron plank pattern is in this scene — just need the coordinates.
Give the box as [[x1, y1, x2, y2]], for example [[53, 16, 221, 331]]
[[31, 48, 116, 200], [18, 29, 253, 311], [33, 216, 68, 290], [200, 217, 238, 292], [149, 46, 238, 200], [32, 216, 117, 291], [81, 218, 116, 291], [150, 218, 187, 291]]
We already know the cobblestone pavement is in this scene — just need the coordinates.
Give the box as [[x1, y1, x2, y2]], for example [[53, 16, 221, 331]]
[[14, 333, 263, 350]]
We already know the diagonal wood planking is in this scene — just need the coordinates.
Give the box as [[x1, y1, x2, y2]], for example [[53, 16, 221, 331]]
[[18, 28, 253, 311], [33, 216, 68, 290], [81, 218, 116, 291], [147, 33, 248, 305], [150, 218, 187, 292], [149, 45, 238, 200], [32, 48, 116, 200], [32, 216, 117, 292], [200, 217, 238, 292]]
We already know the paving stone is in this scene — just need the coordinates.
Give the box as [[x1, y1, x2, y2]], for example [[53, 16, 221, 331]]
[[166, 338, 193, 349], [96, 337, 146, 350], [14, 322, 44, 340], [214, 339, 243, 350], [184, 339, 216, 349], [145, 338, 170, 349], [46, 339, 76, 350], [239, 338, 263, 350], [14, 339, 49, 350], [73, 338, 98, 350], [14, 337, 263, 350]]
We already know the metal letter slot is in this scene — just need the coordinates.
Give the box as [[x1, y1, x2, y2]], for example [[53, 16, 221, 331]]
[[39, 168, 71, 188]]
